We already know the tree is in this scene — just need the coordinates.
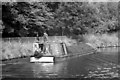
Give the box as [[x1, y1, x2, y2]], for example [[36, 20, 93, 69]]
[[2, 2, 118, 37], [2, 2, 55, 37]]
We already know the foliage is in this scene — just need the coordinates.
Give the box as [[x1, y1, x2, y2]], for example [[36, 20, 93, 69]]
[[2, 2, 54, 37], [2, 2, 119, 37]]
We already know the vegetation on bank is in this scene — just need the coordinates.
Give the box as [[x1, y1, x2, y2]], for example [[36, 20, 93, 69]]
[[1, 40, 33, 60], [84, 33, 119, 48]]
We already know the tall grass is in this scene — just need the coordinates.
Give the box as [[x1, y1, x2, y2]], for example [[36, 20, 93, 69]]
[[83, 33, 119, 48], [1, 40, 33, 60]]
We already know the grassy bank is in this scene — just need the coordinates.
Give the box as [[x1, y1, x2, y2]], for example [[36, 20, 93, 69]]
[[1, 36, 77, 61], [83, 33, 119, 48], [1, 40, 33, 61]]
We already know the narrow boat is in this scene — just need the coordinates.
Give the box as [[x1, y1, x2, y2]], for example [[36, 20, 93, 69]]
[[30, 41, 68, 63]]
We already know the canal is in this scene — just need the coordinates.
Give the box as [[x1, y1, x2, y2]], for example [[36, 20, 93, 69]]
[[1, 47, 120, 78]]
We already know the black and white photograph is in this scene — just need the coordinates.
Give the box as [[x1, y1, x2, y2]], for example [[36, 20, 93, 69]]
[[1, 0, 120, 80]]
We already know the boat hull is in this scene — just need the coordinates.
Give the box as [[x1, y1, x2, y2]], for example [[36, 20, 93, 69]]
[[30, 56, 55, 63]]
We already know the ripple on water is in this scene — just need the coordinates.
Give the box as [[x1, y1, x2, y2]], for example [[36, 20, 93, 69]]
[[86, 61, 119, 78]]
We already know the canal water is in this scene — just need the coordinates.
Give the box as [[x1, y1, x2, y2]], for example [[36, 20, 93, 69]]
[[1, 47, 120, 78]]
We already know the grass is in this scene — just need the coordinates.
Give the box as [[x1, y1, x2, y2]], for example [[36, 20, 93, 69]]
[[1, 40, 33, 60], [83, 33, 119, 48]]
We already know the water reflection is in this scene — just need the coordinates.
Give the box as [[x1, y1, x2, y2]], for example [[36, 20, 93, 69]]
[[31, 62, 67, 78]]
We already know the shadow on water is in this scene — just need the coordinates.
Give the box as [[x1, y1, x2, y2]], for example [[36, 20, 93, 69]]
[[2, 47, 120, 78]]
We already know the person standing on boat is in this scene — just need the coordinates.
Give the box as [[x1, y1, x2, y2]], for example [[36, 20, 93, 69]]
[[43, 31, 50, 55], [43, 32, 49, 42]]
